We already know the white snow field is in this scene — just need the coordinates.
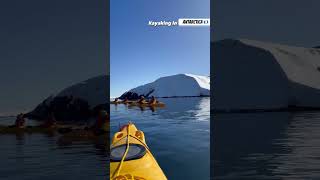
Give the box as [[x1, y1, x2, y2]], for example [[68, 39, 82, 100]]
[[212, 39, 320, 111], [120, 74, 210, 98]]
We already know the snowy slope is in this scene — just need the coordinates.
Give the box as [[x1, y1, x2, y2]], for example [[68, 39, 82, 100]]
[[241, 39, 320, 90], [213, 39, 320, 111], [119, 74, 210, 99], [27, 75, 109, 121]]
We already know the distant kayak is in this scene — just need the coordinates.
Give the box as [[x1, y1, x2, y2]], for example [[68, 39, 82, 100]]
[[128, 101, 166, 108], [111, 100, 165, 108], [110, 122, 167, 180], [110, 101, 134, 105]]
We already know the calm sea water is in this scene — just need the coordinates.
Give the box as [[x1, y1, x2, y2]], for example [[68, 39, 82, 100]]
[[0, 117, 108, 180], [213, 111, 320, 179], [110, 97, 210, 180]]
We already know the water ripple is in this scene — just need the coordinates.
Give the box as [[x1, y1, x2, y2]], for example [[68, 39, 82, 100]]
[[213, 112, 320, 179]]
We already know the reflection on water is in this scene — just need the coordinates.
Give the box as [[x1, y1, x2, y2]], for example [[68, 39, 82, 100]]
[[111, 97, 210, 180], [0, 117, 108, 180], [213, 112, 320, 179]]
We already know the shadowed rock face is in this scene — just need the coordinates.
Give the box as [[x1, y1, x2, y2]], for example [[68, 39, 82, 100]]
[[27, 75, 109, 121], [212, 39, 320, 111], [119, 92, 141, 100], [27, 96, 91, 121]]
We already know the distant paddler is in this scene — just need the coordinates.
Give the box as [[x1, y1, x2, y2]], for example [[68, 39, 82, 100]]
[[40, 111, 57, 128], [137, 96, 147, 104], [122, 97, 129, 103], [111, 98, 123, 105], [113, 98, 120, 103], [92, 110, 109, 135], [149, 96, 157, 105], [14, 113, 26, 128]]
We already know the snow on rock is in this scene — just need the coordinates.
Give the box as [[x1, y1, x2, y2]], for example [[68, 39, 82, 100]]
[[119, 74, 210, 99], [27, 75, 109, 121], [213, 39, 320, 111]]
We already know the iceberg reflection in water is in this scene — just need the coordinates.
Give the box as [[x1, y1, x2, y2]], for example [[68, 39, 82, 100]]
[[213, 112, 320, 179]]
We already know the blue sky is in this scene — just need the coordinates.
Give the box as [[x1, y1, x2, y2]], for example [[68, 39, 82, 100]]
[[212, 0, 320, 47], [110, 0, 210, 97], [0, 0, 107, 115]]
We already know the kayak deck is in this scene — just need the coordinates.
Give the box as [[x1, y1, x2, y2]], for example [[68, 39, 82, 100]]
[[111, 100, 166, 108], [110, 123, 167, 180]]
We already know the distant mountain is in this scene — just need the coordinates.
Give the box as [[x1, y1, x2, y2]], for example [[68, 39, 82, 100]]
[[119, 74, 210, 99], [27, 75, 109, 121], [313, 46, 320, 49], [213, 39, 320, 111]]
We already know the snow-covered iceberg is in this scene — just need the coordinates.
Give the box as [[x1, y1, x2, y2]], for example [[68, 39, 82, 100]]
[[213, 39, 320, 111], [27, 75, 109, 121], [119, 74, 210, 99]]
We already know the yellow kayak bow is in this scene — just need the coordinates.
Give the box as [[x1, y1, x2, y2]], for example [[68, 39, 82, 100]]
[[110, 123, 167, 180]]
